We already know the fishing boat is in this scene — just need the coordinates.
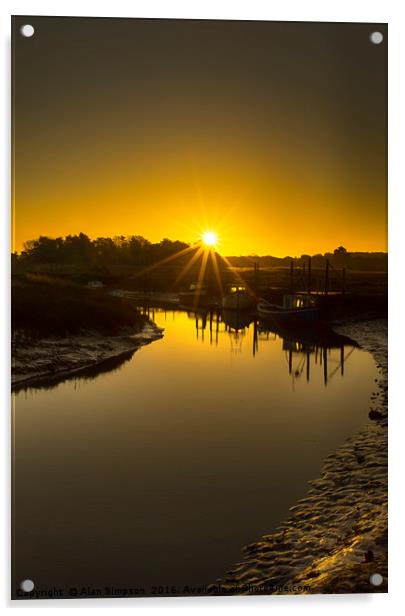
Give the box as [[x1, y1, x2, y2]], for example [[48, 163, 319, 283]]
[[222, 285, 256, 311], [257, 294, 319, 323]]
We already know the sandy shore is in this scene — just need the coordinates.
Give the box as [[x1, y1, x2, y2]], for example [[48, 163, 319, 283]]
[[11, 321, 164, 390], [209, 318, 387, 595]]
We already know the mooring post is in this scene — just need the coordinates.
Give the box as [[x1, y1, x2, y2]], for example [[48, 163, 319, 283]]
[[290, 260, 294, 294], [253, 319, 258, 357]]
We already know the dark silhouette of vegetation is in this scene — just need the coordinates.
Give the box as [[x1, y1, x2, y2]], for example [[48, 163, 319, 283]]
[[12, 234, 387, 272], [14, 234, 190, 268], [228, 250, 387, 272], [12, 274, 147, 338]]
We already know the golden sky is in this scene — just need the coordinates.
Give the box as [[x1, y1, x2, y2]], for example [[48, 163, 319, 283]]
[[13, 18, 387, 256]]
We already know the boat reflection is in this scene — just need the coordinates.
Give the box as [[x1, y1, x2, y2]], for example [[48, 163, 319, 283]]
[[257, 320, 358, 386], [17, 305, 359, 395]]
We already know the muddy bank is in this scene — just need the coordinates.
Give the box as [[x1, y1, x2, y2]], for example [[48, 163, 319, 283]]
[[12, 321, 164, 390], [210, 319, 387, 595]]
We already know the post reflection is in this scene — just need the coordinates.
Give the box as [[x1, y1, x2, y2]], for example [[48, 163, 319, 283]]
[[138, 305, 357, 387]]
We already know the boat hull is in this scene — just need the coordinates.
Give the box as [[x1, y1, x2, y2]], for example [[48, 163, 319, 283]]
[[222, 293, 256, 310], [257, 305, 319, 323]]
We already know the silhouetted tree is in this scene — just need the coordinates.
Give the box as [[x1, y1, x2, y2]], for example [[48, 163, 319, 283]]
[[17, 233, 190, 269]]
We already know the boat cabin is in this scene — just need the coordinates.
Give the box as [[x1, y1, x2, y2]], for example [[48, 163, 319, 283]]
[[222, 284, 255, 310], [282, 294, 316, 309]]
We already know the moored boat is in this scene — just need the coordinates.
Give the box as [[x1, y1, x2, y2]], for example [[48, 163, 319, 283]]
[[257, 294, 319, 323], [222, 285, 256, 310]]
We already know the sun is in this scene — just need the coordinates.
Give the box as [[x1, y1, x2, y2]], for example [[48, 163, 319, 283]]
[[201, 230, 218, 247]]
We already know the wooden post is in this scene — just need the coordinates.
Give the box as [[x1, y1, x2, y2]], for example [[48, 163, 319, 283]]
[[342, 267, 346, 296], [253, 319, 258, 357], [308, 256, 312, 295], [290, 261, 294, 294], [324, 259, 329, 296]]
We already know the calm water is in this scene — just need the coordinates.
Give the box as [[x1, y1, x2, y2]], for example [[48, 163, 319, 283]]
[[13, 308, 377, 597]]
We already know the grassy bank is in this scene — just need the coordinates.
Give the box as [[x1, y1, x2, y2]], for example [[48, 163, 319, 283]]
[[12, 274, 147, 338]]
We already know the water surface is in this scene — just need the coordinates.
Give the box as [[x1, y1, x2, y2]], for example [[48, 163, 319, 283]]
[[13, 308, 377, 596]]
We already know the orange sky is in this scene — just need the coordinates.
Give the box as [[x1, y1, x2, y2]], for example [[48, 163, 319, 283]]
[[13, 18, 387, 256]]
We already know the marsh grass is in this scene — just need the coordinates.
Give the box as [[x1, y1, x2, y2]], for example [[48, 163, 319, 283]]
[[12, 274, 146, 339]]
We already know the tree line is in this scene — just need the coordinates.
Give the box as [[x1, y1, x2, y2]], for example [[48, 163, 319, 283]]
[[13, 234, 190, 268], [228, 246, 388, 272], [12, 234, 388, 272]]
